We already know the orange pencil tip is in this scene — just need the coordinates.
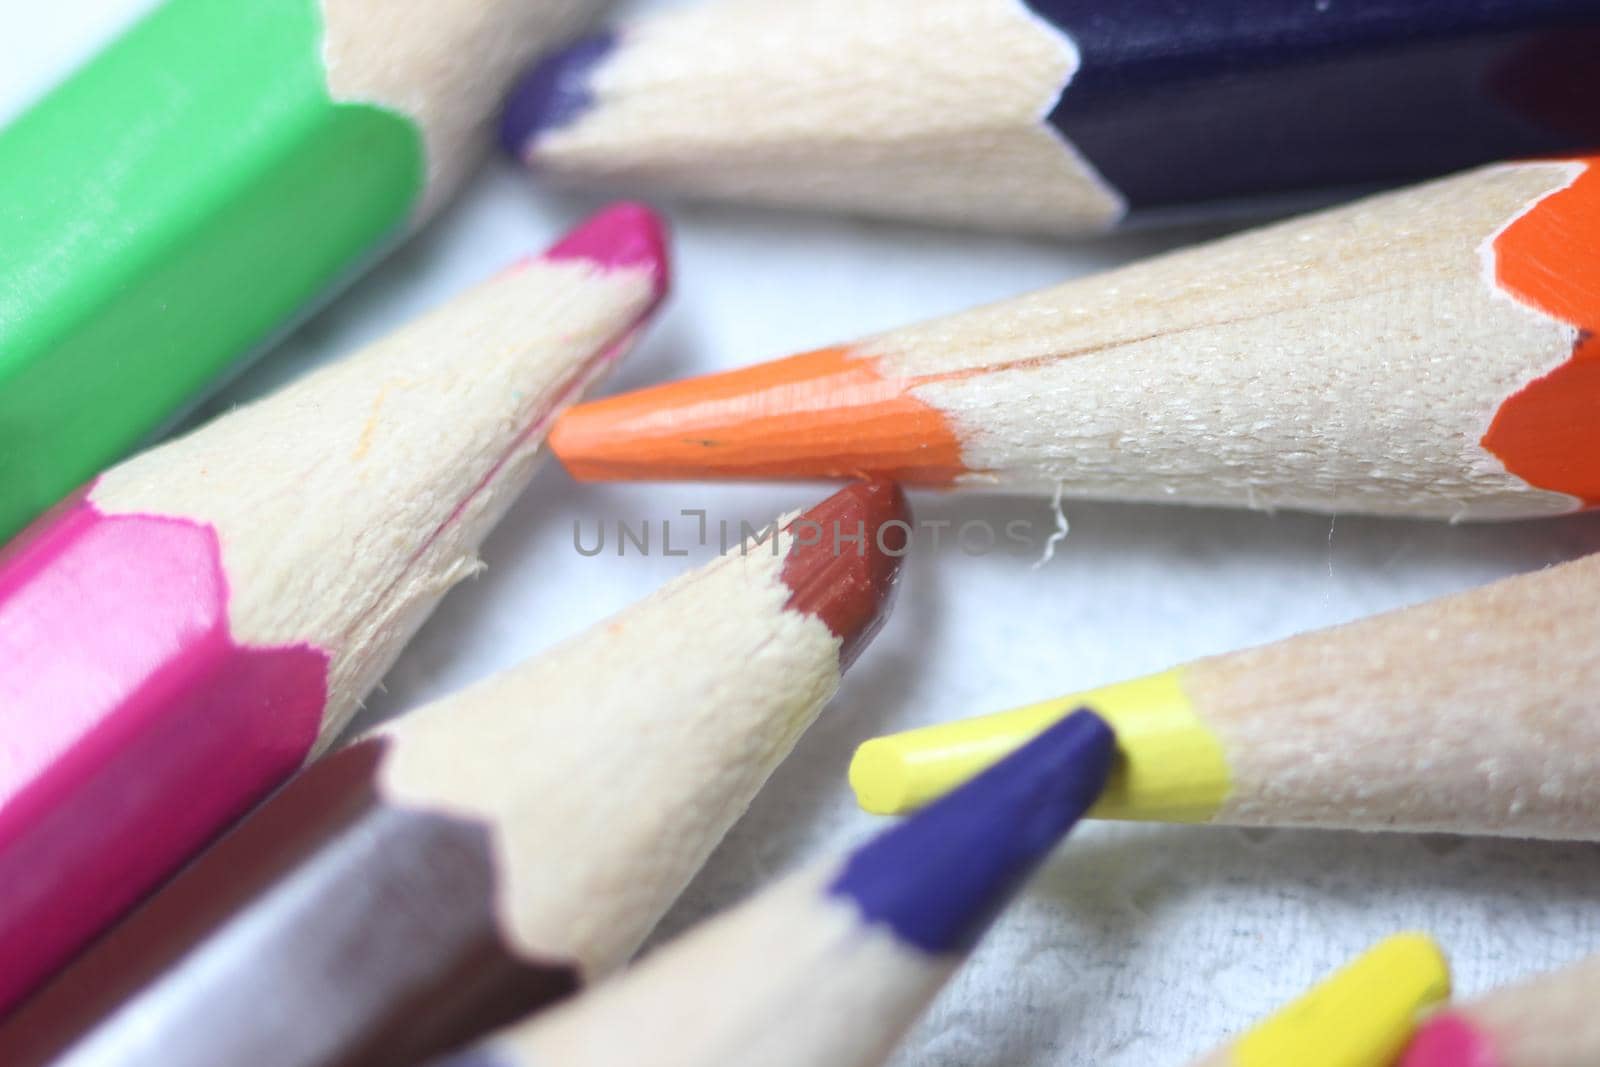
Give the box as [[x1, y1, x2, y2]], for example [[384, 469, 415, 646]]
[[549, 346, 968, 485]]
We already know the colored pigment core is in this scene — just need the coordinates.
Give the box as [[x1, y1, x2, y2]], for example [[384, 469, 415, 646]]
[[831, 711, 1113, 955], [500, 30, 618, 158], [1399, 1014, 1503, 1067], [544, 201, 671, 299], [779, 481, 910, 670], [0, 489, 328, 1013], [550, 346, 968, 485], [1232, 934, 1450, 1067], [850, 671, 1231, 820], [1483, 156, 1600, 506], [0, 0, 424, 539], [425, 205, 673, 542]]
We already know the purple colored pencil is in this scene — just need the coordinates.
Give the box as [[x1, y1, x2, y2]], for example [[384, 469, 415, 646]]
[[425, 711, 1116, 1067]]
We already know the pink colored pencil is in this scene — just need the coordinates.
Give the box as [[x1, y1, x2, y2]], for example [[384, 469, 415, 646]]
[[1403, 953, 1600, 1067], [0, 203, 670, 1013]]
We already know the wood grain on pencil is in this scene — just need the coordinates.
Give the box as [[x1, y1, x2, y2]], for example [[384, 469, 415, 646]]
[[1402, 953, 1600, 1067], [0, 481, 908, 1067], [0, 205, 669, 1015], [552, 157, 1600, 521], [424, 712, 1112, 1067], [503, 0, 1600, 234], [0, 0, 604, 538], [853, 547, 1600, 839]]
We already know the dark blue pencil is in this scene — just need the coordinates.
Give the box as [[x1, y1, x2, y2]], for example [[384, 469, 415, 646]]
[[500, 0, 1600, 235]]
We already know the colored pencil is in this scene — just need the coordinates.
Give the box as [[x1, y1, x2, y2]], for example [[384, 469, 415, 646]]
[[501, 0, 1600, 236], [1401, 952, 1600, 1067], [0, 0, 605, 540], [0, 204, 669, 1016], [0, 480, 908, 1067], [548, 155, 1600, 521], [1192, 935, 1450, 1067], [850, 545, 1600, 838], [422, 710, 1114, 1067]]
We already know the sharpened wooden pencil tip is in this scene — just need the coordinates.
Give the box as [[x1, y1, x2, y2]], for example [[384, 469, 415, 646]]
[[543, 202, 670, 299], [548, 346, 967, 485], [500, 30, 616, 158], [1232, 934, 1450, 1067], [848, 737, 916, 816], [831, 710, 1114, 954], [779, 481, 909, 671]]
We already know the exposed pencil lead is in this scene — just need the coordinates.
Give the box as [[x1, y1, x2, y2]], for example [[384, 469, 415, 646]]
[[780, 480, 910, 670], [501, 31, 616, 158], [832, 710, 1113, 954]]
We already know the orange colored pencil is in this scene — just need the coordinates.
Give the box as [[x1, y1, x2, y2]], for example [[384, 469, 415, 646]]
[[551, 157, 1600, 521]]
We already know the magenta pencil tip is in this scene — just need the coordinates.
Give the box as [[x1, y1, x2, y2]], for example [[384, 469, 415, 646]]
[[1400, 1014, 1501, 1067], [544, 202, 671, 300]]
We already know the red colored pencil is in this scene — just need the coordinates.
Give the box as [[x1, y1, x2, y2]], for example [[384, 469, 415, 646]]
[[0, 482, 907, 1067], [426, 711, 1112, 1067]]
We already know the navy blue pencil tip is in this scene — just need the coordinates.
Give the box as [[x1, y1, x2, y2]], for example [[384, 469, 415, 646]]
[[829, 709, 1115, 955], [499, 31, 618, 159]]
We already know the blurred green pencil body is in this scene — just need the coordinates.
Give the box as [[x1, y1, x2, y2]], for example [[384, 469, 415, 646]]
[[0, 0, 597, 538]]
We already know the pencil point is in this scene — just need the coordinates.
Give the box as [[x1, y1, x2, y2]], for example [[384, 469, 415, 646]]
[[500, 31, 616, 159], [848, 737, 916, 816], [548, 347, 967, 484], [779, 481, 910, 672], [543, 202, 670, 300], [1400, 1014, 1501, 1067], [830, 710, 1113, 954], [1235, 934, 1451, 1067]]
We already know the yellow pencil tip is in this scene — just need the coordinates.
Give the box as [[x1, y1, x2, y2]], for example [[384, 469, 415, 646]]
[[846, 673, 1232, 824], [849, 740, 915, 815], [1231, 934, 1451, 1067]]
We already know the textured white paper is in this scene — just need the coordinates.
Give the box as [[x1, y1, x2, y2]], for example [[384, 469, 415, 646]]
[[9, 3, 1600, 1063]]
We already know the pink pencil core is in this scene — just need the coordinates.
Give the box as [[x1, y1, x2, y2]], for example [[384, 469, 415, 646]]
[[0, 489, 327, 1011], [543, 201, 671, 300], [1401, 1014, 1502, 1067], [429, 210, 673, 545]]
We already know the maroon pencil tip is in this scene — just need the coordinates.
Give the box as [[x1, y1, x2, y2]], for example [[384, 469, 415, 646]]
[[779, 481, 910, 672], [543, 202, 671, 302]]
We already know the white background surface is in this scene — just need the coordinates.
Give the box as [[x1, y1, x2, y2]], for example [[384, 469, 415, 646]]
[[8, 2, 1600, 1063]]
